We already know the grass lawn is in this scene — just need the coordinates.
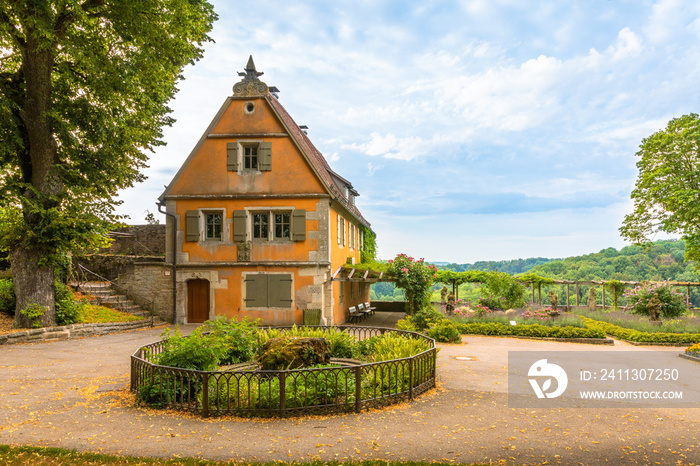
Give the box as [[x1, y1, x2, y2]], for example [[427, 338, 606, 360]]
[[0, 445, 486, 466], [76, 302, 143, 324], [0, 290, 143, 335]]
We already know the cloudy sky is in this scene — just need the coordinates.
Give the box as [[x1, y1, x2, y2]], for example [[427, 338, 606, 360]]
[[115, 0, 700, 263]]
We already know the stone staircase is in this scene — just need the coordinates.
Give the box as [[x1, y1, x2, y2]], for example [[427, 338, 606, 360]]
[[75, 281, 152, 319]]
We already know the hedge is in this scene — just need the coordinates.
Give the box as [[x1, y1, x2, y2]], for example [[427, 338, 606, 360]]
[[454, 322, 606, 339], [580, 316, 700, 344]]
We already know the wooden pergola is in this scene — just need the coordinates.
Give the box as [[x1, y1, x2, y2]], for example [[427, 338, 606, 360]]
[[524, 279, 700, 309], [330, 265, 395, 283]]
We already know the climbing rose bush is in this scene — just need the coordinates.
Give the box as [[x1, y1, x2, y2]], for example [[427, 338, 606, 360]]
[[388, 254, 436, 315], [623, 280, 686, 318]]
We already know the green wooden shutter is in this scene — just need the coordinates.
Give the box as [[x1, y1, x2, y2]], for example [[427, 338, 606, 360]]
[[245, 274, 268, 307], [185, 210, 199, 242], [268, 274, 293, 308], [227, 142, 238, 171], [292, 209, 306, 241], [233, 210, 246, 242], [259, 142, 272, 171]]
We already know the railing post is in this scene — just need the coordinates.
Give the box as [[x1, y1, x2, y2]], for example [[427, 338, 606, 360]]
[[354, 365, 362, 413], [408, 357, 414, 400], [279, 372, 286, 415], [202, 372, 209, 417]]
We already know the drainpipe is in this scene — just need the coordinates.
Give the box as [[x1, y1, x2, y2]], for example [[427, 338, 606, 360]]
[[157, 201, 177, 324]]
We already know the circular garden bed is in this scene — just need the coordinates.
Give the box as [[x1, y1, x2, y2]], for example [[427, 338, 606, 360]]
[[130, 325, 437, 417]]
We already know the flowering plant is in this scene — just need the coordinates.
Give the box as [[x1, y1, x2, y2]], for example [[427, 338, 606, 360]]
[[623, 280, 686, 318], [685, 342, 700, 358], [387, 254, 436, 315], [453, 302, 492, 318], [521, 308, 551, 320]]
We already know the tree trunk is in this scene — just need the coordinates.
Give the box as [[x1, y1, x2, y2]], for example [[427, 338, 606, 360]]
[[10, 246, 56, 328], [9, 25, 61, 329]]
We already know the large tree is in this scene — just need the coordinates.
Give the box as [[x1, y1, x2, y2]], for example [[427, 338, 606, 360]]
[[0, 0, 216, 327], [620, 114, 700, 264]]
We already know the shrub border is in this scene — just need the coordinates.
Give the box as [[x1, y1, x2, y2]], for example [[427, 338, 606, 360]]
[[453, 321, 610, 344], [579, 316, 700, 345], [130, 325, 437, 417]]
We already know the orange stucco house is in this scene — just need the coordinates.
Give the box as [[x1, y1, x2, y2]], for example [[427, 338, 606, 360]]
[[157, 57, 373, 326]]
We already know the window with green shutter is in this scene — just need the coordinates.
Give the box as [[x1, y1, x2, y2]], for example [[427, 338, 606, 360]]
[[259, 142, 272, 171], [227, 142, 238, 171], [186, 210, 199, 242], [233, 210, 246, 242], [244, 273, 293, 308], [292, 210, 306, 241]]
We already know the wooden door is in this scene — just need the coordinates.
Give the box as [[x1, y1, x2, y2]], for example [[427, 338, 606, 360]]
[[187, 279, 210, 323]]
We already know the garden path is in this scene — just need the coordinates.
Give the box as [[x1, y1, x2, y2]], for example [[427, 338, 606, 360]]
[[0, 320, 698, 465]]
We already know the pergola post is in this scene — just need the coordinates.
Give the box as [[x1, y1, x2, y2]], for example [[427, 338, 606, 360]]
[[602, 285, 606, 310]]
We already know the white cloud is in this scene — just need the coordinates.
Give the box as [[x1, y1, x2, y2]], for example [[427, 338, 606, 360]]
[[607, 27, 644, 61], [344, 132, 425, 161]]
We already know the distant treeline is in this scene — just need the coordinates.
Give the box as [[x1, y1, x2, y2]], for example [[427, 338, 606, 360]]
[[371, 239, 700, 303], [528, 239, 696, 283], [439, 257, 555, 275]]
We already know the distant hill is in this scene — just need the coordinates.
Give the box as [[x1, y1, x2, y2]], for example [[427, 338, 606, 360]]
[[527, 239, 698, 282], [436, 257, 556, 274]]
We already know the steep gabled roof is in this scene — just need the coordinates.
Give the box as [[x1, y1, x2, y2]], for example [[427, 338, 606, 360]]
[[160, 56, 371, 230], [265, 95, 371, 229]]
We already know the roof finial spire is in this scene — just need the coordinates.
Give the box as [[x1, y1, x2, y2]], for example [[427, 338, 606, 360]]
[[234, 55, 268, 96]]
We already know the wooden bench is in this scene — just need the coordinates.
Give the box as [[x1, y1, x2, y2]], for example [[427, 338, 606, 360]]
[[363, 302, 376, 316], [357, 303, 372, 320], [348, 306, 362, 323]]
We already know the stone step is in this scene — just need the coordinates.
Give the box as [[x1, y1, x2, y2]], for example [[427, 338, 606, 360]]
[[74, 281, 149, 318], [77, 282, 112, 292]]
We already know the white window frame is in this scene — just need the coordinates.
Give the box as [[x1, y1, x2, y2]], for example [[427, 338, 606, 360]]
[[236, 139, 263, 173], [247, 207, 293, 243], [199, 208, 226, 242]]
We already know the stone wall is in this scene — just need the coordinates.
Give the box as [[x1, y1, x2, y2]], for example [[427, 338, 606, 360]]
[[115, 263, 174, 322], [371, 300, 407, 313], [105, 224, 166, 256], [0, 319, 159, 345]]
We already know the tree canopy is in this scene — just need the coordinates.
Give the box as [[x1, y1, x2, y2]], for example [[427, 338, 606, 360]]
[[0, 0, 216, 327], [620, 114, 700, 263]]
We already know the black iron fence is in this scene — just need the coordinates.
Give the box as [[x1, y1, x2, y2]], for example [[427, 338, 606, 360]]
[[130, 326, 436, 417]]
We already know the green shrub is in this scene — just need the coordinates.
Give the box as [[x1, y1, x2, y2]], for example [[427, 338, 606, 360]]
[[454, 321, 606, 339], [370, 333, 431, 361], [409, 306, 443, 331], [623, 280, 686, 318], [156, 327, 223, 371], [478, 271, 527, 310], [20, 303, 47, 328], [54, 282, 84, 326], [425, 319, 461, 343], [580, 316, 700, 344], [0, 279, 15, 314], [395, 316, 418, 332], [202, 316, 258, 364]]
